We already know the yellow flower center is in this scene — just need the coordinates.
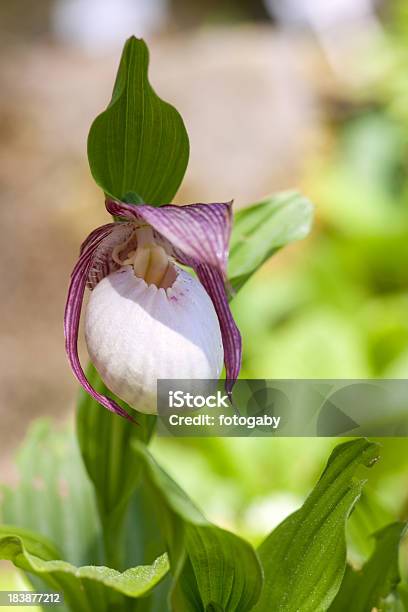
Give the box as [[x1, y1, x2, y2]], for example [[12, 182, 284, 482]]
[[111, 226, 177, 289]]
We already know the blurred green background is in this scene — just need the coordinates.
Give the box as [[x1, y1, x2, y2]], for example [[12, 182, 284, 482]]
[[1, 0, 408, 591], [152, 0, 408, 576]]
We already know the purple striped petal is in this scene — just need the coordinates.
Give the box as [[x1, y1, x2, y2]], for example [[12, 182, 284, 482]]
[[105, 198, 242, 387], [64, 223, 136, 422], [196, 264, 242, 392], [106, 199, 232, 274], [86, 222, 134, 289]]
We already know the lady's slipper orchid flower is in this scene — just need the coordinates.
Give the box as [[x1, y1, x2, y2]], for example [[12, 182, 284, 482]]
[[64, 198, 242, 420]]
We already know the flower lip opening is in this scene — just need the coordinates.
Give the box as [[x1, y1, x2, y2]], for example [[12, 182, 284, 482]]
[[112, 224, 177, 290]]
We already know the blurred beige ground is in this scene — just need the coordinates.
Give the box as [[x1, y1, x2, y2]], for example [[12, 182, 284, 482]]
[[0, 26, 322, 479]]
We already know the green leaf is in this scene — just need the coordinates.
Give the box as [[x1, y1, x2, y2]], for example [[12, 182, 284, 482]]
[[0, 525, 169, 612], [176, 525, 262, 612], [120, 483, 172, 610], [253, 439, 380, 612], [133, 441, 263, 611], [0, 420, 103, 568], [330, 522, 407, 612], [77, 364, 155, 516], [228, 191, 313, 292], [76, 363, 156, 569], [87, 36, 189, 204]]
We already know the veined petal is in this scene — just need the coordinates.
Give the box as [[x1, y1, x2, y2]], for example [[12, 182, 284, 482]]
[[86, 222, 134, 289], [79, 222, 116, 255], [196, 263, 242, 392], [64, 224, 136, 422], [105, 199, 242, 386], [105, 199, 232, 274]]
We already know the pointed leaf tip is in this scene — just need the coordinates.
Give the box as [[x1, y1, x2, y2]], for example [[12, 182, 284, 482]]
[[87, 37, 189, 204], [254, 438, 380, 612]]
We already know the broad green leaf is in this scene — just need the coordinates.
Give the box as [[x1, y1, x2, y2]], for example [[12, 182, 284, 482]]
[[87, 36, 189, 204], [253, 439, 380, 612], [175, 525, 262, 612], [77, 363, 156, 569], [133, 441, 263, 611], [121, 485, 172, 610], [228, 191, 313, 292], [122, 485, 167, 568], [77, 363, 155, 515], [330, 522, 407, 612], [0, 420, 103, 568], [0, 525, 169, 612]]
